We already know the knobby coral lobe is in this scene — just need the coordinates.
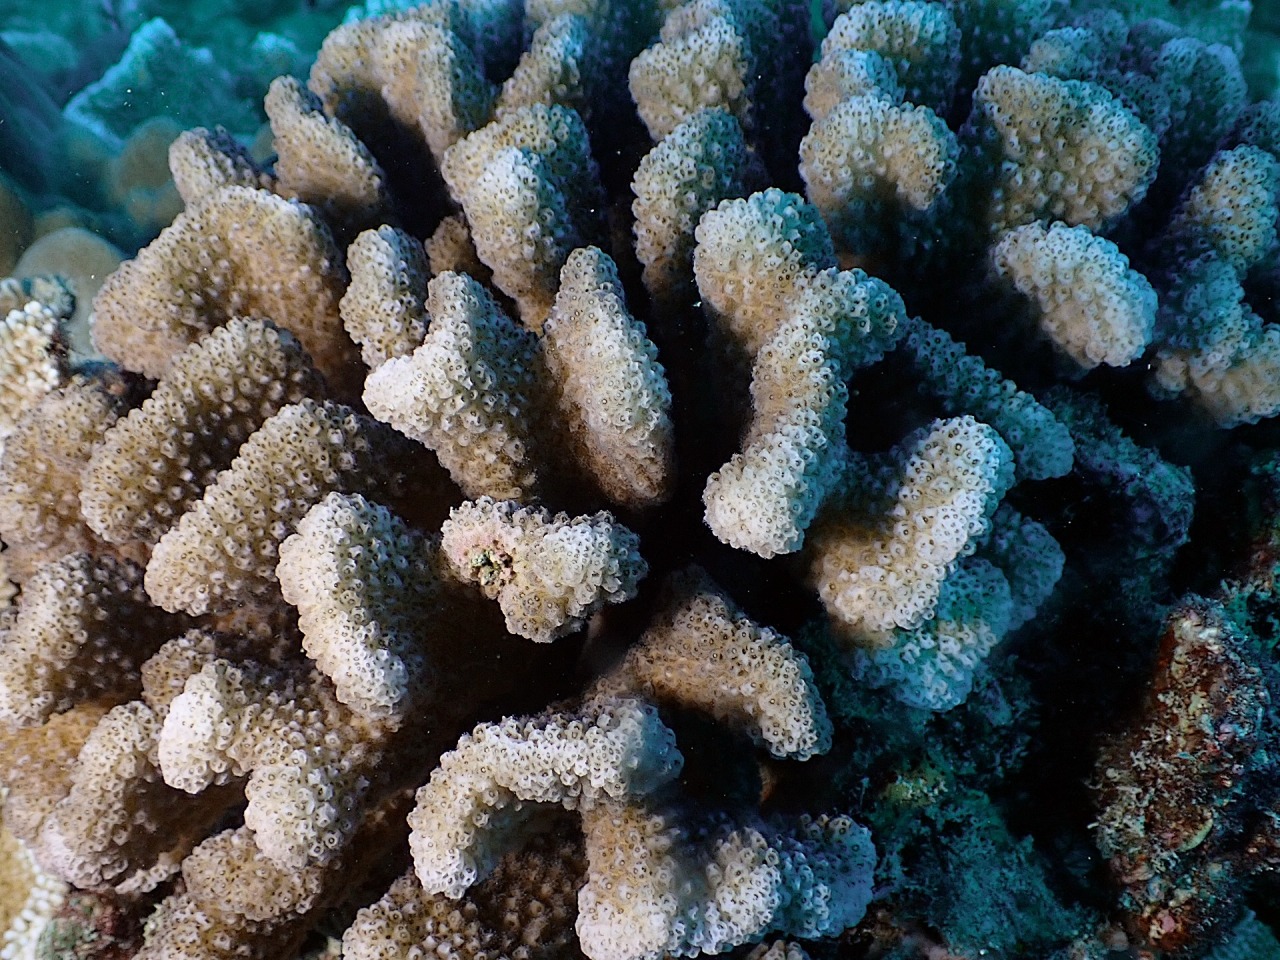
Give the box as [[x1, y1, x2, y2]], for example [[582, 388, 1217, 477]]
[[1, 0, 1280, 958]]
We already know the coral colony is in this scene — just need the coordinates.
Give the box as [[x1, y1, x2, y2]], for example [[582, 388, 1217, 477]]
[[12, 0, 1280, 958]]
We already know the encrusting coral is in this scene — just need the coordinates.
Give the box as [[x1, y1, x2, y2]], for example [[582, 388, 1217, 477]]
[[1093, 598, 1280, 953], [5, 0, 1280, 958]]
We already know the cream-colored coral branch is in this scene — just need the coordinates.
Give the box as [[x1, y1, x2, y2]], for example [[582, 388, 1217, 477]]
[[441, 104, 604, 328], [145, 399, 436, 616], [577, 798, 875, 960], [278, 492, 440, 723], [91, 185, 355, 389], [0, 299, 66, 456], [362, 271, 547, 501], [631, 108, 755, 303], [265, 75, 393, 237], [439, 497, 647, 642], [32, 700, 234, 893], [542, 246, 675, 508], [157, 655, 392, 870], [344, 832, 585, 960], [0, 377, 124, 569], [806, 415, 1015, 638], [0, 553, 188, 727], [340, 226, 429, 370], [703, 268, 905, 557], [408, 698, 682, 898]]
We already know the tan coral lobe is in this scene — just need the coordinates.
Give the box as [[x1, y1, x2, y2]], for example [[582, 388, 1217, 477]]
[[157, 655, 394, 871], [344, 831, 586, 960], [407, 697, 682, 898], [576, 800, 875, 960], [340, 225, 430, 370], [593, 570, 832, 760], [363, 271, 547, 501], [168, 126, 272, 207], [278, 492, 439, 723], [145, 398, 437, 616], [266, 75, 394, 238], [30, 699, 233, 893], [81, 318, 325, 548], [807, 416, 1015, 638], [630, 108, 755, 303], [0, 376, 125, 572], [91, 185, 357, 391], [694, 189, 837, 362], [441, 103, 604, 329], [0, 297, 66, 456], [629, 6, 752, 142], [0, 552, 189, 728]]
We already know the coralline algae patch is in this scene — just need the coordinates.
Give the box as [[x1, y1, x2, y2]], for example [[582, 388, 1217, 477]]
[[2, 1, 1280, 959]]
